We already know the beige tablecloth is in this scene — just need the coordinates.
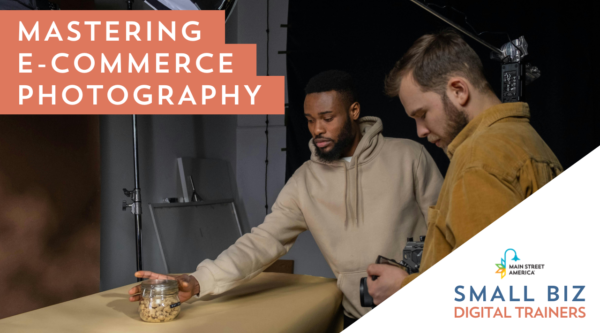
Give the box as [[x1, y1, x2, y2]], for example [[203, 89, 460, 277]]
[[0, 273, 343, 333]]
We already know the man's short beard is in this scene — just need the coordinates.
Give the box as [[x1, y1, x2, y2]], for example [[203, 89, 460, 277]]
[[442, 93, 469, 146], [315, 114, 356, 163]]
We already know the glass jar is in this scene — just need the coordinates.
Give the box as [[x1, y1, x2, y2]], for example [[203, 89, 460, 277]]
[[138, 279, 181, 323]]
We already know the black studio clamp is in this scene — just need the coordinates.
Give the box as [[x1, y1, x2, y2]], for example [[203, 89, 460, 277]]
[[408, 0, 541, 102]]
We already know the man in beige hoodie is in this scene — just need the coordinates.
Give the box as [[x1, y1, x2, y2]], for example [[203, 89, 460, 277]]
[[129, 70, 443, 327]]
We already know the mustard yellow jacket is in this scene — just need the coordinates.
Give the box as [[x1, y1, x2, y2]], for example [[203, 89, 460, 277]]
[[401, 102, 563, 288]]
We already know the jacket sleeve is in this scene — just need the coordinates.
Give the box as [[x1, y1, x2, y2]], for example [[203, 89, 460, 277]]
[[400, 167, 521, 289], [190, 175, 307, 298], [413, 146, 443, 221]]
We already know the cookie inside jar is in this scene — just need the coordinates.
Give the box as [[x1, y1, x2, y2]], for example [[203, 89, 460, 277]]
[[139, 279, 181, 323]]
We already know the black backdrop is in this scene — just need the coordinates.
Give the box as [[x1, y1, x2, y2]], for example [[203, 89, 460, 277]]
[[285, 0, 600, 180]]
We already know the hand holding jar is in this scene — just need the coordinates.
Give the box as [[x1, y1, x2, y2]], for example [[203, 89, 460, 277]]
[[128, 271, 200, 323]]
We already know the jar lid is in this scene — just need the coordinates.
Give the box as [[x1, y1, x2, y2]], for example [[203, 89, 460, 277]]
[[140, 279, 179, 294]]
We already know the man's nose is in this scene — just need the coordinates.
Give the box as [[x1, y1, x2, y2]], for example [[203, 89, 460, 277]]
[[416, 121, 429, 138], [314, 121, 325, 136]]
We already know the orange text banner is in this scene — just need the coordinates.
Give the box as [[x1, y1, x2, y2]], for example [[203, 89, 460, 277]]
[[0, 11, 284, 114]]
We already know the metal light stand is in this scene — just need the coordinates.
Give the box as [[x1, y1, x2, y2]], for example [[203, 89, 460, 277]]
[[121, 0, 142, 283], [122, 115, 143, 282], [408, 0, 503, 56]]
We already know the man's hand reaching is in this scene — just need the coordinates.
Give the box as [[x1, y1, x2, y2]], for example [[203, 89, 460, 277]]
[[366, 264, 408, 306], [128, 271, 200, 303]]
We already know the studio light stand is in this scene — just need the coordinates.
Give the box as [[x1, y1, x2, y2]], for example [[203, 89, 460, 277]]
[[121, 0, 239, 283], [122, 0, 141, 283], [122, 116, 143, 282]]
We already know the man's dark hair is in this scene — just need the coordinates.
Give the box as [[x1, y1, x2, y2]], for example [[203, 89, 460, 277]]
[[305, 70, 358, 107], [385, 29, 492, 97]]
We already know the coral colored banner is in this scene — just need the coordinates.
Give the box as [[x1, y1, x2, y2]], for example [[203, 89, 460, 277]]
[[0, 11, 284, 114]]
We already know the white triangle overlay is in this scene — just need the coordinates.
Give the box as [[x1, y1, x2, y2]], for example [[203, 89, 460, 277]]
[[347, 146, 600, 332]]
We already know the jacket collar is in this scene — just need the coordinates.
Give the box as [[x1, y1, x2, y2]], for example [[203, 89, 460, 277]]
[[446, 102, 531, 159]]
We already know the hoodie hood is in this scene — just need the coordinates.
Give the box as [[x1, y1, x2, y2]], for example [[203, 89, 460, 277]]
[[308, 116, 385, 225]]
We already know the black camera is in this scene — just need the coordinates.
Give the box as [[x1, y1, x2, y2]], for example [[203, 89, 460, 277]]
[[360, 236, 425, 308]]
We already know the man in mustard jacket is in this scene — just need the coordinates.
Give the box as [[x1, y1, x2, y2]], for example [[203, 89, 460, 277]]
[[366, 30, 563, 304]]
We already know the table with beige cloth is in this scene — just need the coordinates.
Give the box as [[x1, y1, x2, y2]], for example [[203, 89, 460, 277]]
[[0, 273, 344, 333]]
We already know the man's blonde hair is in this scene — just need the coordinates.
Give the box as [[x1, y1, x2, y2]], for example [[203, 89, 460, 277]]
[[385, 29, 492, 97]]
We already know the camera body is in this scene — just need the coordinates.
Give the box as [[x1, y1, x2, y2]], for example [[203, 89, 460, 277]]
[[360, 236, 425, 308], [401, 236, 425, 275]]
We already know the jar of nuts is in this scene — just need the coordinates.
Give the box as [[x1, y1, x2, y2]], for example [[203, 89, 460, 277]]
[[139, 279, 181, 323]]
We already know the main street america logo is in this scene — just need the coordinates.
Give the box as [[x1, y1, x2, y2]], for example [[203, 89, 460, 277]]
[[495, 248, 520, 279], [495, 249, 545, 279]]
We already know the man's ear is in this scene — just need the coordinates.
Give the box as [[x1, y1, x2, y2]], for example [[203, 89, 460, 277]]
[[447, 77, 470, 107], [349, 102, 361, 120]]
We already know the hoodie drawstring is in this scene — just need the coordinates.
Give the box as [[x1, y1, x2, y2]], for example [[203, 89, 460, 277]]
[[353, 163, 359, 225], [308, 116, 383, 227], [345, 162, 359, 226]]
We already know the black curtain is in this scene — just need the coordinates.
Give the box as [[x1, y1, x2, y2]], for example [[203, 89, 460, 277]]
[[285, 0, 600, 180]]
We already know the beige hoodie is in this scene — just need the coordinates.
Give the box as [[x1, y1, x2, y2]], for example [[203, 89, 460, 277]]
[[190, 116, 443, 318]]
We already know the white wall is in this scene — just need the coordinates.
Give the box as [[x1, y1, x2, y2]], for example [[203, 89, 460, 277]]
[[100, 115, 200, 290], [100, 0, 333, 291], [235, 0, 333, 278], [100, 5, 244, 291]]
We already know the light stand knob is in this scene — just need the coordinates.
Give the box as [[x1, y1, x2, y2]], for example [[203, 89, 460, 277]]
[[122, 201, 132, 211]]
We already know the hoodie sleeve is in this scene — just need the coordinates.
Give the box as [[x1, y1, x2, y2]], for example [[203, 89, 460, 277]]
[[190, 175, 308, 298], [414, 146, 443, 221]]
